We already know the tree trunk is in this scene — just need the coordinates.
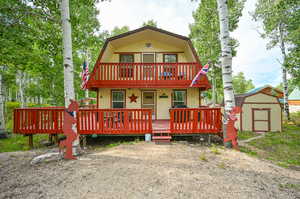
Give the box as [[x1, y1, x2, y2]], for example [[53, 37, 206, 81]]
[[0, 68, 5, 131], [217, 0, 235, 147], [279, 25, 290, 121], [17, 71, 25, 108], [212, 63, 216, 107], [61, 0, 80, 153]]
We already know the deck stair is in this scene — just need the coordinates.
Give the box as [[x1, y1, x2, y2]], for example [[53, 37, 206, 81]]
[[152, 130, 172, 143]]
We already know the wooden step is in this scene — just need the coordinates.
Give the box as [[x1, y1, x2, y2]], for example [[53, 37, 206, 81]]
[[152, 132, 172, 143]]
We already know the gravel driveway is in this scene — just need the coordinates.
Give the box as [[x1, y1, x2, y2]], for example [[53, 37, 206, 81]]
[[0, 142, 299, 199]]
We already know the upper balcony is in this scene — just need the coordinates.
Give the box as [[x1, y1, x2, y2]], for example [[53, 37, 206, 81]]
[[87, 62, 211, 89]]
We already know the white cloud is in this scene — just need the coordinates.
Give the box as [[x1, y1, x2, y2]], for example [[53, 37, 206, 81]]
[[231, 0, 282, 87], [97, 0, 198, 36], [96, 0, 283, 87]]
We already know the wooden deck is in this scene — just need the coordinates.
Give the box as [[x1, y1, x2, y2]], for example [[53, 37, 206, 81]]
[[13, 108, 222, 135]]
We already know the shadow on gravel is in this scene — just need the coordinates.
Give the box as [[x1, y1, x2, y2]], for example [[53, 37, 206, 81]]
[[84, 134, 223, 149]]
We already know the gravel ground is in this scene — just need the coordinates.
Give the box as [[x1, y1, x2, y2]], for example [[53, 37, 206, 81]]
[[0, 142, 300, 199]]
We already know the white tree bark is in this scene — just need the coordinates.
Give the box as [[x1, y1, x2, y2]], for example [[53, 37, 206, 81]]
[[17, 70, 25, 108], [0, 68, 5, 130], [61, 0, 75, 106], [279, 25, 290, 120], [217, 0, 235, 111], [217, 0, 235, 147], [61, 0, 79, 153]]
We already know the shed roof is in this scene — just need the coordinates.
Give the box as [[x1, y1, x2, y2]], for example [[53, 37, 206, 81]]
[[289, 87, 300, 100], [234, 85, 281, 107]]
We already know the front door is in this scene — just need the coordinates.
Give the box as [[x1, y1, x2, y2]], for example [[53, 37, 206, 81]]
[[142, 91, 156, 119]]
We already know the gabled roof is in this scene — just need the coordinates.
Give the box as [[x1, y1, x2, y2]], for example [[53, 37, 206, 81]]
[[289, 87, 300, 100], [246, 85, 283, 97], [234, 85, 282, 106], [94, 25, 201, 66]]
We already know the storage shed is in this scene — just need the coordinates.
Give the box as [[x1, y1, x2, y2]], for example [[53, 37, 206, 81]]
[[235, 86, 282, 132]]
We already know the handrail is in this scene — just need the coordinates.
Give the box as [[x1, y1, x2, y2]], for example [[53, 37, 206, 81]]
[[13, 108, 153, 135], [170, 108, 222, 134]]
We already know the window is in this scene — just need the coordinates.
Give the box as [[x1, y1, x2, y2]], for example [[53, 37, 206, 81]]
[[163, 54, 177, 79], [172, 90, 187, 107], [163, 54, 177, 63], [112, 90, 125, 108], [119, 54, 134, 78]]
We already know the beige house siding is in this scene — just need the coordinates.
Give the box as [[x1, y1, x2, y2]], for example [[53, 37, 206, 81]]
[[97, 88, 200, 120], [101, 39, 192, 63], [238, 93, 282, 132]]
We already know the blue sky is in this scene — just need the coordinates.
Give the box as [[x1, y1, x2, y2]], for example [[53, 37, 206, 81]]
[[97, 0, 283, 87]]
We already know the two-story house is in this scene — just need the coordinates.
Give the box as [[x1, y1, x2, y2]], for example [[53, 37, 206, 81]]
[[87, 26, 211, 120]]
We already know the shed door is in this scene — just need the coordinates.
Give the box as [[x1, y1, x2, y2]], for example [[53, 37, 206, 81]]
[[252, 108, 270, 132]]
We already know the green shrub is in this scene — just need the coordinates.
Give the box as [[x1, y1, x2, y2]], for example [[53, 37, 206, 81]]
[[290, 111, 300, 126]]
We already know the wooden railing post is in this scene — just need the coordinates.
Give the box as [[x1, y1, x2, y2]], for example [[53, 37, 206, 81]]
[[193, 110, 198, 133], [124, 111, 129, 130], [149, 110, 152, 132]]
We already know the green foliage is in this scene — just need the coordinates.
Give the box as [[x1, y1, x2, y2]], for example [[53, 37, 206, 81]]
[[253, 0, 300, 87], [189, 0, 245, 103], [238, 131, 259, 140], [210, 144, 221, 155], [244, 124, 300, 167], [232, 72, 255, 94], [199, 152, 208, 161], [0, 134, 49, 153], [0, 0, 102, 107], [110, 26, 130, 37], [142, 20, 157, 27], [239, 146, 258, 156], [290, 111, 300, 126]]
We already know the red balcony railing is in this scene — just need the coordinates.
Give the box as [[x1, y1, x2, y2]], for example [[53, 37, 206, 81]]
[[87, 62, 207, 88]]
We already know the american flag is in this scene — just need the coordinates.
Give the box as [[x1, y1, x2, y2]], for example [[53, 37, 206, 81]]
[[81, 60, 89, 90], [189, 63, 210, 87]]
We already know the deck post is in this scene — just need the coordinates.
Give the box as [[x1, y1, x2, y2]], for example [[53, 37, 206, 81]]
[[48, 134, 53, 144], [28, 134, 33, 149], [54, 134, 59, 144]]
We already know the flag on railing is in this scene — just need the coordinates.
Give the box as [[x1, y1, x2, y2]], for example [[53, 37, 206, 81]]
[[189, 63, 210, 87], [80, 60, 89, 90]]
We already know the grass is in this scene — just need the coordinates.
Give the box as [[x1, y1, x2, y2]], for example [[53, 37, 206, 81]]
[[240, 124, 300, 168], [199, 152, 208, 162], [0, 134, 49, 153], [210, 144, 221, 155], [238, 131, 260, 140], [239, 146, 258, 156], [279, 183, 300, 191]]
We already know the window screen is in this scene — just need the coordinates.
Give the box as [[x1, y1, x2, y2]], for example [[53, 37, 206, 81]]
[[172, 90, 187, 107], [112, 91, 125, 108]]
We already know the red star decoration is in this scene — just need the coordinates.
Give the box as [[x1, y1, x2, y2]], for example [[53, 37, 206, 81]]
[[129, 94, 138, 103]]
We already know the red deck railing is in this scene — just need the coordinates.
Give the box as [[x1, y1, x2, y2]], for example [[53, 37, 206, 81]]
[[14, 107, 65, 134], [169, 108, 222, 134], [87, 62, 205, 88], [14, 108, 152, 135], [14, 107, 222, 135], [78, 109, 152, 134]]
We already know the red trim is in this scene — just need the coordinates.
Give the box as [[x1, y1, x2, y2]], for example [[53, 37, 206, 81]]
[[87, 62, 211, 90], [87, 26, 203, 90]]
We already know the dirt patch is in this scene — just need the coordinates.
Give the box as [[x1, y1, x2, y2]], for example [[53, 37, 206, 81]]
[[0, 142, 299, 199]]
